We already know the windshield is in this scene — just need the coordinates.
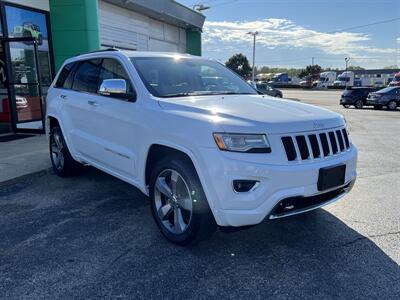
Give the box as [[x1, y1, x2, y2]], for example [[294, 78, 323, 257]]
[[338, 76, 350, 82], [130, 57, 257, 98]]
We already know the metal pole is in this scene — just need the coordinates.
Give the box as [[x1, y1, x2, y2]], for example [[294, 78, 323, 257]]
[[252, 33, 256, 82], [345, 57, 350, 89]]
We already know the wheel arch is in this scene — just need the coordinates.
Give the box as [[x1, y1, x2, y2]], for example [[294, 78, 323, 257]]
[[144, 144, 197, 188], [143, 142, 220, 225]]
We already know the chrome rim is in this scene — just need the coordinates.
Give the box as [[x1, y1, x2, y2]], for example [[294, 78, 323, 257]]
[[388, 101, 397, 110], [154, 169, 193, 234], [51, 132, 64, 171]]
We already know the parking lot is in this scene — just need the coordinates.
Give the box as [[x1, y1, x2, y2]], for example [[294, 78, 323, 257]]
[[0, 89, 399, 299]]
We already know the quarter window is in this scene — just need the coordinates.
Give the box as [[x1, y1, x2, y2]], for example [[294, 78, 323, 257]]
[[54, 62, 76, 89], [72, 59, 102, 93]]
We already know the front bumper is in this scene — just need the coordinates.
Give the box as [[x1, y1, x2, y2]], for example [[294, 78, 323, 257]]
[[340, 97, 355, 105], [366, 99, 383, 105], [198, 146, 358, 227]]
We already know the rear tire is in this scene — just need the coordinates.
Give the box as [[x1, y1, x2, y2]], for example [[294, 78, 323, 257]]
[[354, 99, 363, 109], [387, 100, 397, 111], [49, 126, 80, 177], [149, 155, 216, 245]]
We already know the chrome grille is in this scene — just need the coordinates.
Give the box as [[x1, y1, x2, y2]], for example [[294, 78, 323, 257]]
[[281, 128, 351, 162]]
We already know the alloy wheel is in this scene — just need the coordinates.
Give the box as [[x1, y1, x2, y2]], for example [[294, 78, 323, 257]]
[[154, 169, 193, 234], [51, 132, 65, 171], [388, 101, 397, 111]]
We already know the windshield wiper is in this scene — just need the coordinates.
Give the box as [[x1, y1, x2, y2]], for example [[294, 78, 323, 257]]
[[161, 91, 256, 98], [162, 92, 200, 98]]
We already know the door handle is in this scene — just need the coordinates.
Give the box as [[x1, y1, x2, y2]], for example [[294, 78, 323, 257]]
[[60, 94, 67, 100], [88, 100, 98, 107]]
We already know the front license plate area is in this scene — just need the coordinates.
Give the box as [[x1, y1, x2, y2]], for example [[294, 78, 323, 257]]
[[318, 164, 346, 191]]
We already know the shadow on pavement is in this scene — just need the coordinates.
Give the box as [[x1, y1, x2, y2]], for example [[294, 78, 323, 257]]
[[0, 167, 399, 299]]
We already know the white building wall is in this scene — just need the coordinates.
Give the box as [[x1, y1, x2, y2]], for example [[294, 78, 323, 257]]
[[98, 0, 186, 52]]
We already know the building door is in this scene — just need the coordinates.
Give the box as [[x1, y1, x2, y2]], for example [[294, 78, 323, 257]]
[[0, 41, 12, 134], [1, 37, 45, 133]]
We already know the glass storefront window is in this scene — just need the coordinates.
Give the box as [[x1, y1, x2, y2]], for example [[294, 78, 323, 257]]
[[5, 5, 49, 50]]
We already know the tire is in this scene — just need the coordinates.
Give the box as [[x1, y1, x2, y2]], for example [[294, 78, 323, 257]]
[[342, 104, 350, 108], [49, 126, 80, 177], [374, 105, 382, 110], [387, 100, 397, 111], [354, 99, 364, 109], [149, 155, 216, 245]]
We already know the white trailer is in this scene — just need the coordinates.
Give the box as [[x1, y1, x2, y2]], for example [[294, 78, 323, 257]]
[[333, 71, 354, 87], [314, 71, 337, 88]]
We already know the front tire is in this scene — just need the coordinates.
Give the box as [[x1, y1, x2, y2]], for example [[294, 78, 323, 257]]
[[49, 126, 80, 177], [149, 155, 216, 245]]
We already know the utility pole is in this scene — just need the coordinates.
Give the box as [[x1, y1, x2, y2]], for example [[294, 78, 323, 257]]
[[247, 31, 258, 82], [345, 57, 351, 89], [312, 57, 314, 66]]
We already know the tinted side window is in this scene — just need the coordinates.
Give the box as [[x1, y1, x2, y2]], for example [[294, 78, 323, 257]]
[[98, 58, 135, 98], [72, 59, 102, 93], [54, 62, 75, 88]]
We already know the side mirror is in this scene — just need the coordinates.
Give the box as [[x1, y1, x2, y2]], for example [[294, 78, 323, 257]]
[[99, 79, 133, 100]]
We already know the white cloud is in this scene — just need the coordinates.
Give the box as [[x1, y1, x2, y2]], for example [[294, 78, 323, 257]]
[[203, 19, 399, 64]]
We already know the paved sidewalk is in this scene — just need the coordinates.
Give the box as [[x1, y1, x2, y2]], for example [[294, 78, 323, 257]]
[[0, 135, 51, 183]]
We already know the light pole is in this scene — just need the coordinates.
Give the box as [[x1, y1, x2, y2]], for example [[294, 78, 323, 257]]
[[247, 31, 258, 82], [345, 57, 351, 89]]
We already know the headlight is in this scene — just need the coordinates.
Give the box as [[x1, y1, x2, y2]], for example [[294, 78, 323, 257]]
[[213, 133, 271, 153]]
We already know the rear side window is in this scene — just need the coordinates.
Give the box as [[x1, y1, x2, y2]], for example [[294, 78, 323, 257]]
[[98, 58, 135, 98], [54, 62, 76, 89], [72, 59, 102, 93]]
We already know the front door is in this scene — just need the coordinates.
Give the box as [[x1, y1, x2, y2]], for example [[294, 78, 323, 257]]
[[2, 37, 45, 132]]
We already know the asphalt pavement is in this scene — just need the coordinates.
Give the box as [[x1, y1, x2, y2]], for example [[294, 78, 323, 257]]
[[0, 89, 399, 299]]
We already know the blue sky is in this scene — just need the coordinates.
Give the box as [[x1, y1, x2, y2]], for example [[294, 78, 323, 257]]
[[180, 0, 400, 69]]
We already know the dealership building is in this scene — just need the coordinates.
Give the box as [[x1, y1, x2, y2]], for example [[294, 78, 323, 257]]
[[0, 0, 205, 134]]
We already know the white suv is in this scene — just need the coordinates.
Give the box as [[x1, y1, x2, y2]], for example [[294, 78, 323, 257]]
[[46, 50, 357, 245]]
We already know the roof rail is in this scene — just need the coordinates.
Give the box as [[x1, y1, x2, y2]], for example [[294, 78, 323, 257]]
[[79, 48, 120, 56]]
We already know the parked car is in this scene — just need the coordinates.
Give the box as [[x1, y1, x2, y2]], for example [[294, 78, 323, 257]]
[[366, 86, 400, 110], [46, 50, 357, 245], [256, 83, 283, 97], [340, 87, 378, 109], [13, 22, 43, 45]]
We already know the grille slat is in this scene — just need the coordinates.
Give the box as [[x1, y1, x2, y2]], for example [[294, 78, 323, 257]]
[[342, 129, 350, 148], [296, 136, 310, 160], [308, 134, 321, 158], [319, 133, 330, 157], [328, 131, 339, 154], [282, 128, 350, 162], [282, 136, 297, 161], [336, 130, 345, 152]]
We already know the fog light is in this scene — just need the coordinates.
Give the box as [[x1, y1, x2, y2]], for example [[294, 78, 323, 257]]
[[232, 180, 259, 193]]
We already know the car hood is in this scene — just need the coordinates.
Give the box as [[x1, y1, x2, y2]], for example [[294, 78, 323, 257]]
[[158, 95, 344, 134]]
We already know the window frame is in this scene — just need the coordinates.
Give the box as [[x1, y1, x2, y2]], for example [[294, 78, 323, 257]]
[[53, 57, 137, 102]]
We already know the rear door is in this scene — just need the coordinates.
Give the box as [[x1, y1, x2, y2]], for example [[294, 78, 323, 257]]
[[58, 58, 102, 158]]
